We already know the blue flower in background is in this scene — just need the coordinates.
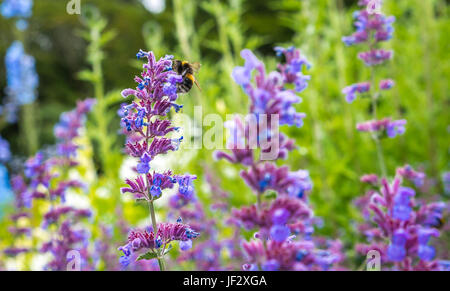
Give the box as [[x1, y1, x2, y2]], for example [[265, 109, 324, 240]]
[[0, 164, 14, 217], [0, 135, 11, 162], [0, 0, 33, 19], [4, 41, 39, 106]]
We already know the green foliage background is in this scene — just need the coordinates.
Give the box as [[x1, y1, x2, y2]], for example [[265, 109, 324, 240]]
[[0, 0, 448, 269]]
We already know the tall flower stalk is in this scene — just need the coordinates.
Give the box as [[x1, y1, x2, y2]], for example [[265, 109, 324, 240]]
[[342, 0, 398, 177], [4, 99, 95, 270], [216, 47, 344, 270], [343, 1, 448, 270], [118, 50, 199, 271]]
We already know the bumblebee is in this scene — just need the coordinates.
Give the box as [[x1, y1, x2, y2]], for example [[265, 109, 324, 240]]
[[172, 60, 201, 93]]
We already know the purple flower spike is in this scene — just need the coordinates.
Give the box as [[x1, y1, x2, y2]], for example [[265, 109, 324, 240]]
[[118, 51, 199, 269]]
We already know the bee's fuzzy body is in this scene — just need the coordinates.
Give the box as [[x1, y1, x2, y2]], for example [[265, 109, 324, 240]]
[[172, 60, 200, 93]]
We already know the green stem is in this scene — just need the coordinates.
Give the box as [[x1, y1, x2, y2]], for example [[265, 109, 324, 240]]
[[368, 42, 387, 178], [149, 201, 165, 271], [21, 103, 38, 155]]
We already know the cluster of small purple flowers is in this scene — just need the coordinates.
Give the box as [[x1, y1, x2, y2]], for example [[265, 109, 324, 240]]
[[173, 170, 235, 270], [118, 50, 199, 270], [216, 47, 344, 271], [343, 1, 448, 270], [355, 166, 448, 270], [3, 99, 95, 270], [342, 1, 404, 139]]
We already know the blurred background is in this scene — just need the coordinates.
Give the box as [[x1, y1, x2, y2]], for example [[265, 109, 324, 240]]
[[0, 0, 448, 270]]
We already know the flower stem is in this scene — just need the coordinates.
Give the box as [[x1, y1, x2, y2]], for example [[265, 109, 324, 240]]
[[149, 201, 165, 271], [369, 40, 387, 178]]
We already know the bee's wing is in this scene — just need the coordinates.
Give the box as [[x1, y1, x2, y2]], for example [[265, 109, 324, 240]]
[[191, 62, 201, 72]]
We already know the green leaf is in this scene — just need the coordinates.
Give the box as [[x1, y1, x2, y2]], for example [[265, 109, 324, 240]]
[[136, 251, 158, 261], [163, 245, 173, 255]]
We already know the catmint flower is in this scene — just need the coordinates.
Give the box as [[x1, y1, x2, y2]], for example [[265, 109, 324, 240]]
[[358, 49, 393, 66], [270, 224, 291, 242], [179, 239, 193, 251], [118, 222, 199, 259], [396, 165, 425, 187], [137, 152, 151, 174], [232, 48, 309, 128], [342, 7, 395, 47], [272, 208, 290, 225], [342, 82, 371, 103], [54, 99, 95, 157], [262, 259, 280, 271], [175, 174, 197, 200], [392, 187, 415, 221], [386, 119, 406, 138], [379, 79, 395, 90], [356, 118, 407, 138], [232, 49, 261, 86], [119, 51, 199, 268], [356, 167, 446, 270], [417, 228, 439, 262], [387, 230, 408, 262]]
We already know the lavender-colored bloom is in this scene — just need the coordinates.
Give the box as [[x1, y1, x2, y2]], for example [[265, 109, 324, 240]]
[[54, 99, 95, 157], [356, 118, 407, 138], [175, 174, 197, 200], [342, 8, 395, 47], [180, 239, 193, 251], [4, 41, 38, 106], [358, 49, 393, 66], [387, 244, 406, 262], [392, 187, 414, 221], [272, 208, 290, 225], [262, 259, 280, 271], [119, 51, 199, 268], [118, 222, 199, 260], [418, 245, 435, 262], [386, 119, 406, 138], [137, 153, 151, 174], [119, 255, 131, 268], [387, 229, 408, 262], [0, 0, 33, 19], [270, 225, 290, 242], [417, 228, 439, 245], [342, 82, 370, 103], [379, 79, 395, 90], [233, 48, 309, 128]]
